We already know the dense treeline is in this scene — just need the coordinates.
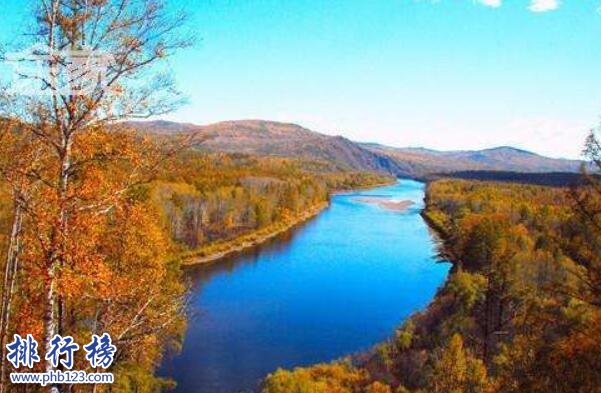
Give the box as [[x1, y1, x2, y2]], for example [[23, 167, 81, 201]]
[[428, 170, 596, 188], [147, 151, 391, 253], [262, 134, 601, 393]]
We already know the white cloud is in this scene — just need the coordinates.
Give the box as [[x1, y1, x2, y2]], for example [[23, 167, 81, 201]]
[[528, 0, 560, 12], [476, 0, 502, 7]]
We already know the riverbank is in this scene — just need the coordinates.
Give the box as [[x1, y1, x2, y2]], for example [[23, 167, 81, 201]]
[[420, 198, 461, 270], [180, 178, 397, 267], [181, 202, 329, 266]]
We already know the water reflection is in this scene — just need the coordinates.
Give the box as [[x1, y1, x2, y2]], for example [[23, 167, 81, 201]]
[[184, 215, 321, 291]]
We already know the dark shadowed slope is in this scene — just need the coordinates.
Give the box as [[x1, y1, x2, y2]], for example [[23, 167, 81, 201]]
[[431, 171, 594, 188]]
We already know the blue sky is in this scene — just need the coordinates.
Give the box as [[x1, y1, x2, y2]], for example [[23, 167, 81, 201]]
[[2, 0, 601, 158]]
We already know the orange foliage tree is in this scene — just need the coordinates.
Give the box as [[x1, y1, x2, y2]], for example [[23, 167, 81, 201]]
[[0, 0, 192, 391]]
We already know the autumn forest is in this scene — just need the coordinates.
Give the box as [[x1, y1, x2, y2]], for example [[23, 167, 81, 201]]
[[0, 0, 600, 393]]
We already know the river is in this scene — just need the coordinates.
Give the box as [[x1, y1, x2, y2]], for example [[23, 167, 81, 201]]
[[160, 179, 450, 393]]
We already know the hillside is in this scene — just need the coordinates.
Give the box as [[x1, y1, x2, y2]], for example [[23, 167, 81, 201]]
[[364, 144, 582, 176], [129, 120, 406, 174], [129, 120, 583, 178]]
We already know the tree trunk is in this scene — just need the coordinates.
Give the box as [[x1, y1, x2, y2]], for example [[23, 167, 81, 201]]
[[44, 263, 58, 372], [0, 202, 23, 393]]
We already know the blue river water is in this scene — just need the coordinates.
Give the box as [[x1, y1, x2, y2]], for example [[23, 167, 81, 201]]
[[160, 179, 450, 393]]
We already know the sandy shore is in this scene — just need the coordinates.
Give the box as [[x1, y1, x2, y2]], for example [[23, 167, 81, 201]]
[[182, 202, 329, 266], [355, 197, 414, 212]]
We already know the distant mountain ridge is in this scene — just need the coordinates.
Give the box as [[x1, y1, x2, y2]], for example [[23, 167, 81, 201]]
[[128, 119, 583, 178], [364, 144, 582, 176]]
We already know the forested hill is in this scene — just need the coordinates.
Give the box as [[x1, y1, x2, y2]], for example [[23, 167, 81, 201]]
[[128, 120, 582, 178], [129, 120, 405, 174]]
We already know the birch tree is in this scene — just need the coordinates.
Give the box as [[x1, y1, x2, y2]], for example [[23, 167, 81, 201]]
[[0, 1, 192, 391]]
